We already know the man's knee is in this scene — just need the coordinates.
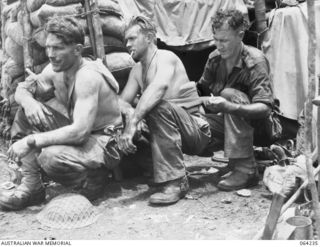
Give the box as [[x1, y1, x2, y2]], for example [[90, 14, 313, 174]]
[[38, 146, 86, 186], [38, 146, 85, 177], [220, 88, 250, 104], [148, 100, 172, 119]]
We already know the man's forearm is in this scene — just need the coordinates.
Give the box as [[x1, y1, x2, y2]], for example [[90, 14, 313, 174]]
[[223, 101, 271, 119], [131, 83, 167, 125], [30, 124, 90, 148], [15, 87, 37, 106]]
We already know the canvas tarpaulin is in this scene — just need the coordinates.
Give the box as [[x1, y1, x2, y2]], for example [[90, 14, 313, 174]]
[[262, 1, 320, 120], [118, 0, 248, 50]]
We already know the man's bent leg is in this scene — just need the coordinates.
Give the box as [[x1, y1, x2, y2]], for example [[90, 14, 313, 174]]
[[0, 149, 45, 210], [0, 103, 71, 210], [38, 135, 111, 201], [146, 100, 211, 204], [11, 102, 70, 141], [217, 88, 259, 191]]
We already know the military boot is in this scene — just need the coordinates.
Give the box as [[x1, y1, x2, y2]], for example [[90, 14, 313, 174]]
[[217, 156, 259, 191], [0, 184, 45, 211], [149, 175, 189, 205]]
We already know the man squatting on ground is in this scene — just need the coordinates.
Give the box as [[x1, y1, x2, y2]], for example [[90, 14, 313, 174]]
[[198, 9, 275, 191], [118, 16, 212, 205], [0, 16, 124, 210]]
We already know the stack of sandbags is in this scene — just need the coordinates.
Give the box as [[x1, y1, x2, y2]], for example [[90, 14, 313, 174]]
[[2, 0, 134, 96], [95, 0, 134, 92]]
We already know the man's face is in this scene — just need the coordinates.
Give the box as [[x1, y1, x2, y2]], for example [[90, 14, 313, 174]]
[[125, 25, 149, 62], [213, 22, 243, 60], [45, 33, 78, 72]]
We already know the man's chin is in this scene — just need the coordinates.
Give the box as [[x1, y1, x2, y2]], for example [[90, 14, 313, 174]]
[[51, 65, 62, 72]]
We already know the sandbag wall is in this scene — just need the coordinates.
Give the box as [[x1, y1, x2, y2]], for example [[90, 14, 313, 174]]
[[0, 0, 135, 134]]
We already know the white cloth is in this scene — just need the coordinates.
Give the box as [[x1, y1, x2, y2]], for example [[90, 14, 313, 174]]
[[262, 1, 320, 120]]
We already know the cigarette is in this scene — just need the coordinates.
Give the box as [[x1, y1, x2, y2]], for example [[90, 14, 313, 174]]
[[130, 51, 134, 57]]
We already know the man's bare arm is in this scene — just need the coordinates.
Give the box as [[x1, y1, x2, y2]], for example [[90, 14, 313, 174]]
[[203, 95, 271, 119], [31, 70, 101, 147], [130, 54, 175, 126], [120, 65, 140, 105], [15, 66, 56, 127]]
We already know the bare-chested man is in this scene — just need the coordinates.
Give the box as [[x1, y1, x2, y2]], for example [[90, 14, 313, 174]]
[[119, 16, 211, 205], [0, 16, 123, 211]]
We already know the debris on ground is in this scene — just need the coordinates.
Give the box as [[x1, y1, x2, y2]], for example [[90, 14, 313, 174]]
[[236, 189, 252, 197]]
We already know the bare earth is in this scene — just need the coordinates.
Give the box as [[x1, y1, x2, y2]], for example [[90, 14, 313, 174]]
[[0, 139, 271, 240]]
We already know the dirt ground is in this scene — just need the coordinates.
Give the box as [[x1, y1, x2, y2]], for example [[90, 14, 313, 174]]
[[0, 139, 272, 240]]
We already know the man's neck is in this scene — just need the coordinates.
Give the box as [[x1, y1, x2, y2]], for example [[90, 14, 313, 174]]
[[225, 43, 243, 70], [64, 57, 83, 85], [140, 45, 158, 68]]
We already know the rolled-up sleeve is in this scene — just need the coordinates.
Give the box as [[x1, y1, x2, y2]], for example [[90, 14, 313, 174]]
[[249, 61, 274, 107], [197, 59, 214, 97]]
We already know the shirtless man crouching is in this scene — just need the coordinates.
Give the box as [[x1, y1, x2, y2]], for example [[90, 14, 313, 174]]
[[0, 16, 123, 210]]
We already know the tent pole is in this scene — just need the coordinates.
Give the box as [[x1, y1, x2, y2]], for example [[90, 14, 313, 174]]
[[254, 0, 267, 49], [92, 0, 106, 66], [84, 0, 97, 58], [305, 0, 320, 238]]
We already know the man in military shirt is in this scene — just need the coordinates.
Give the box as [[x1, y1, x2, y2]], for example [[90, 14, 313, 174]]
[[198, 9, 275, 191]]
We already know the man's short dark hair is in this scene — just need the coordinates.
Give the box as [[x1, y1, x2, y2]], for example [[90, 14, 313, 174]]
[[125, 15, 157, 44], [45, 16, 85, 45], [211, 9, 249, 33]]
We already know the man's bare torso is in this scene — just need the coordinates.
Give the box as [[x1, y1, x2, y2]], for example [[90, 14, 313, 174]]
[[41, 60, 122, 132], [136, 49, 191, 99]]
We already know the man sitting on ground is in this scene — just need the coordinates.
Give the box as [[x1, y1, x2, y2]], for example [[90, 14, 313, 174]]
[[0, 16, 123, 210], [118, 16, 211, 205], [198, 9, 275, 191]]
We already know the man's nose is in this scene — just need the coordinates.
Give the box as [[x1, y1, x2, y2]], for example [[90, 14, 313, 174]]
[[46, 47, 55, 58], [126, 40, 132, 50]]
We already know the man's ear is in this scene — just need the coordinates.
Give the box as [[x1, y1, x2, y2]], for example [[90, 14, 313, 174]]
[[146, 33, 154, 44], [238, 30, 245, 39], [74, 44, 83, 55]]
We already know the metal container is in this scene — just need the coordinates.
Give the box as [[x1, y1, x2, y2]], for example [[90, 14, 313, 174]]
[[286, 216, 312, 240]]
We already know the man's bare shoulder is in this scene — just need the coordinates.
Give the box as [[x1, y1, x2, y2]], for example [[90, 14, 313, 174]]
[[158, 49, 178, 61]]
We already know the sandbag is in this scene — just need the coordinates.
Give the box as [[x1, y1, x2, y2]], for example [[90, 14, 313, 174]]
[[5, 37, 48, 66], [2, 2, 20, 20], [30, 3, 82, 27], [5, 37, 24, 64], [27, 0, 46, 12], [3, 58, 24, 79], [32, 27, 46, 47], [106, 52, 135, 91], [97, 0, 122, 16], [79, 15, 125, 41], [5, 22, 24, 46], [45, 0, 82, 6], [83, 35, 126, 55]]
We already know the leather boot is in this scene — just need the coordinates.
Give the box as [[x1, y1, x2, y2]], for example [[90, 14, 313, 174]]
[[217, 156, 259, 191], [0, 184, 45, 211], [217, 169, 259, 191], [149, 176, 189, 205]]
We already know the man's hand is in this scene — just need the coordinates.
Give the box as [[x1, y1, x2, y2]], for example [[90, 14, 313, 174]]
[[7, 137, 32, 161], [118, 121, 138, 155], [203, 95, 228, 113], [23, 100, 52, 130]]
